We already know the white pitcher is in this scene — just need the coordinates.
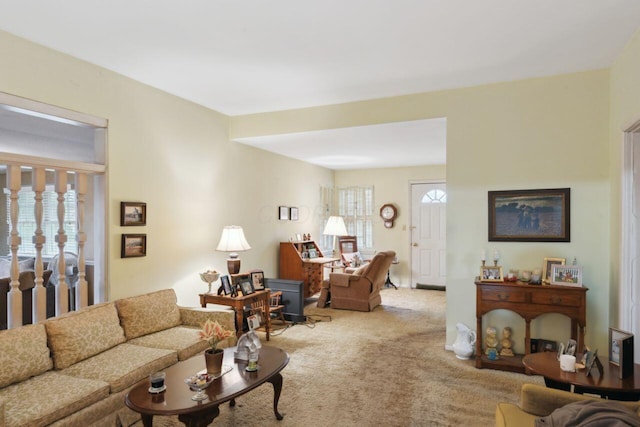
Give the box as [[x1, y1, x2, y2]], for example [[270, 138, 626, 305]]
[[452, 322, 477, 360]]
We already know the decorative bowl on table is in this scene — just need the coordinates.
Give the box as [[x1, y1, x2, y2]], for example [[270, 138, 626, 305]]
[[199, 270, 220, 294], [185, 372, 214, 401]]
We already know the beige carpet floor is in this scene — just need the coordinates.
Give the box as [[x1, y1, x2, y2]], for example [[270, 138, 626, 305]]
[[133, 288, 543, 426]]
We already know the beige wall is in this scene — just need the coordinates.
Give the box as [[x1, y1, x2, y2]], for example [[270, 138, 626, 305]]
[[0, 30, 333, 307], [335, 165, 446, 286], [232, 70, 611, 352], [609, 27, 640, 325]]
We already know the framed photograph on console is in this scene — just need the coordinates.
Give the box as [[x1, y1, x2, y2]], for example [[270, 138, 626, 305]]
[[480, 266, 503, 282], [550, 265, 582, 287], [543, 257, 565, 284], [488, 188, 570, 242]]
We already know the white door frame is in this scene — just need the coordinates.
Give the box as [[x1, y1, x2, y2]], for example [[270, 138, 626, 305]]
[[408, 179, 446, 289], [620, 117, 640, 362]]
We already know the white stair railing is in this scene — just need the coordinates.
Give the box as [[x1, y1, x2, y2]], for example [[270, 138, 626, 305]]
[[31, 167, 47, 323]]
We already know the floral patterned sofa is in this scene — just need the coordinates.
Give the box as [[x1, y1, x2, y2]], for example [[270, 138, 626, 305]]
[[0, 288, 236, 427]]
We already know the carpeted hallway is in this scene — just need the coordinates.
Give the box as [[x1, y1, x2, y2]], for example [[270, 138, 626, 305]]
[[134, 288, 543, 426]]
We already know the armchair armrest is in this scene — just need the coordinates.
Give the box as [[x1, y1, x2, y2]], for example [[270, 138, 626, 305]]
[[520, 384, 623, 417], [329, 273, 354, 287]]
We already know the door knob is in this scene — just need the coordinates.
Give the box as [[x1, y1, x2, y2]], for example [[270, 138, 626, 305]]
[[413, 243, 418, 247]]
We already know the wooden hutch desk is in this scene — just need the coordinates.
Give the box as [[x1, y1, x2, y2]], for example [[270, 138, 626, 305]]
[[279, 240, 339, 298], [475, 280, 587, 373]]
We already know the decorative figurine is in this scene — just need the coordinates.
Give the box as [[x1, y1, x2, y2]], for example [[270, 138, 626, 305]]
[[485, 326, 498, 356], [500, 327, 514, 357]]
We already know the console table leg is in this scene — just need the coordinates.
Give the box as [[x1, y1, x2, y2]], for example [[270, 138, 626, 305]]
[[267, 372, 284, 420]]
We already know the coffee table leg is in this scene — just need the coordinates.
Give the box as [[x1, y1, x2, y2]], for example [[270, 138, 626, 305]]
[[141, 414, 153, 427], [266, 372, 284, 420], [178, 405, 220, 427]]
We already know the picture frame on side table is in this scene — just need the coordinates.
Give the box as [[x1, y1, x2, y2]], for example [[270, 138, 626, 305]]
[[278, 206, 289, 221], [239, 279, 254, 296], [250, 270, 265, 291], [609, 328, 634, 378], [121, 234, 146, 258], [488, 188, 570, 242], [220, 275, 233, 296], [543, 257, 566, 284], [120, 202, 147, 226], [550, 265, 582, 287], [480, 266, 503, 282]]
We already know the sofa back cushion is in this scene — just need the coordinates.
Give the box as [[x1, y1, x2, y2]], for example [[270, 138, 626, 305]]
[[45, 302, 126, 370], [115, 288, 182, 340], [0, 323, 53, 388]]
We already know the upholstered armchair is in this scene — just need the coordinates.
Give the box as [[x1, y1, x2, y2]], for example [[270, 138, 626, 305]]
[[327, 250, 396, 311]]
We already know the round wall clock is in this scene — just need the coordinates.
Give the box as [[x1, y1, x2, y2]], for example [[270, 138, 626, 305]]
[[379, 203, 397, 228]]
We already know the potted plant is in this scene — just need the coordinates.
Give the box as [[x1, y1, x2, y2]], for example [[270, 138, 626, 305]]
[[199, 319, 233, 376]]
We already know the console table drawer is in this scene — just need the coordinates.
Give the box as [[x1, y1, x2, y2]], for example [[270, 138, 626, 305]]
[[481, 289, 526, 303], [531, 292, 581, 307]]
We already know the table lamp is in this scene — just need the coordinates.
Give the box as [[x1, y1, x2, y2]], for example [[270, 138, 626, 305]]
[[216, 225, 251, 274], [323, 216, 348, 256]]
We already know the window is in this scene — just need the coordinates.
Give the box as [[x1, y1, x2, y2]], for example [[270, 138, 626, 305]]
[[5, 188, 78, 257], [320, 185, 374, 251], [422, 189, 447, 203]]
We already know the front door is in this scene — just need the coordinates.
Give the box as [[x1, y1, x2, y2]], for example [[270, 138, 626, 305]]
[[410, 183, 447, 288]]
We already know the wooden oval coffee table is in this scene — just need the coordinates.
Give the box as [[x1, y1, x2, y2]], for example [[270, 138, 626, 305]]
[[523, 351, 640, 401], [125, 346, 289, 427]]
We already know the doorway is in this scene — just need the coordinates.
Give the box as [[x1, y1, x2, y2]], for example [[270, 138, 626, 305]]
[[621, 120, 640, 363], [410, 182, 446, 289]]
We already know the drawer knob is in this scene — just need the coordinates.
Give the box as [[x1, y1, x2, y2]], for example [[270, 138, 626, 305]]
[[498, 294, 509, 301], [552, 297, 562, 304]]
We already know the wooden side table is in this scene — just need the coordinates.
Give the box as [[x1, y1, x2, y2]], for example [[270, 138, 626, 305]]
[[200, 290, 272, 341], [523, 351, 640, 401]]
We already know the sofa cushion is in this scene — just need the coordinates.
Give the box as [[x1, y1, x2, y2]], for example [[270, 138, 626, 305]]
[[45, 302, 126, 370], [116, 288, 182, 340], [0, 323, 53, 388], [61, 343, 177, 393], [128, 326, 210, 361], [0, 371, 109, 427]]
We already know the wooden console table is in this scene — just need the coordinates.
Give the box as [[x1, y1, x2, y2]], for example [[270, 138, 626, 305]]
[[475, 280, 588, 373], [200, 290, 272, 341]]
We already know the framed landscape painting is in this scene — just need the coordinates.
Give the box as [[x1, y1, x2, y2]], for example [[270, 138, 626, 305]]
[[488, 188, 570, 242]]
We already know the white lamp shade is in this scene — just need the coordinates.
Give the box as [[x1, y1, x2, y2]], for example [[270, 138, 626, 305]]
[[216, 226, 251, 252], [323, 216, 348, 236]]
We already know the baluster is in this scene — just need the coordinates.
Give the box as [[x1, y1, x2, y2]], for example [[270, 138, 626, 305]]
[[54, 171, 69, 315], [75, 173, 88, 309], [31, 167, 47, 322], [6, 165, 22, 328]]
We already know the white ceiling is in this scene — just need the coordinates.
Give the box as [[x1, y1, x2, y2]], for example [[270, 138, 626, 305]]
[[0, 1, 639, 169]]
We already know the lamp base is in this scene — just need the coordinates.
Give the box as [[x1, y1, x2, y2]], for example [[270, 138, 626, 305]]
[[227, 258, 241, 275]]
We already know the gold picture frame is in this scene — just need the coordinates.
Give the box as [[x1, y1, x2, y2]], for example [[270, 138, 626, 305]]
[[480, 266, 504, 282], [542, 257, 565, 284]]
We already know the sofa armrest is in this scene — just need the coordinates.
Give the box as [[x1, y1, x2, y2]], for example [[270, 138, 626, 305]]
[[178, 306, 237, 347], [1, 396, 5, 427]]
